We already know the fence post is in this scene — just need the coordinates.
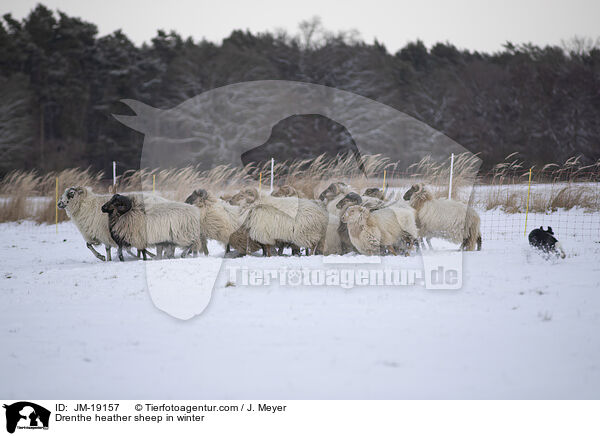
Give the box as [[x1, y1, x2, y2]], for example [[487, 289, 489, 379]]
[[524, 168, 533, 236], [55, 177, 58, 233], [270, 158, 274, 193], [112, 161, 116, 187], [153, 174, 155, 193], [448, 153, 454, 200], [382, 170, 387, 195]]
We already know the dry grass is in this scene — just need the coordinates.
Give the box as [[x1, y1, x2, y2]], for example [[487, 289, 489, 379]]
[[479, 153, 600, 213], [0, 152, 598, 224]]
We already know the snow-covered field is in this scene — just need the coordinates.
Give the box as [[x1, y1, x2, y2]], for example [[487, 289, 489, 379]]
[[1, 216, 599, 399]]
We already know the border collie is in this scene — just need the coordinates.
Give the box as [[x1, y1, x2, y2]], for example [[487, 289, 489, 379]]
[[528, 226, 566, 259]]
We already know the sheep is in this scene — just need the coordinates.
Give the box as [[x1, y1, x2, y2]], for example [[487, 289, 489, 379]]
[[340, 201, 420, 256], [340, 206, 381, 255], [272, 185, 306, 198], [333, 191, 399, 253], [321, 214, 343, 255], [229, 188, 260, 207], [184, 188, 245, 255], [318, 182, 352, 215], [403, 183, 482, 251], [57, 186, 116, 261], [241, 193, 328, 256], [101, 194, 208, 261], [363, 187, 385, 200]]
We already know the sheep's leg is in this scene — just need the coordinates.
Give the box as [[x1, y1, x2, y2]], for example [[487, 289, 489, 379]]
[[156, 245, 163, 259], [477, 235, 482, 251], [142, 249, 148, 261], [145, 250, 156, 258], [276, 242, 284, 256], [117, 246, 124, 262], [225, 244, 231, 254], [291, 245, 301, 256], [426, 237, 433, 250], [105, 246, 112, 261], [414, 239, 421, 254], [387, 245, 397, 256], [86, 243, 106, 261], [201, 236, 209, 256]]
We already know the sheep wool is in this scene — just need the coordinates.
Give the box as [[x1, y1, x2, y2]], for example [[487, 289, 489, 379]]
[[404, 183, 482, 251]]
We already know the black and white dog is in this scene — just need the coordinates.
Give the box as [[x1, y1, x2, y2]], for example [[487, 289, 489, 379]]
[[528, 226, 566, 259]]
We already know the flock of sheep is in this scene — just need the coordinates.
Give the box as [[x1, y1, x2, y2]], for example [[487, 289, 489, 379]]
[[57, 181, 482, 262]]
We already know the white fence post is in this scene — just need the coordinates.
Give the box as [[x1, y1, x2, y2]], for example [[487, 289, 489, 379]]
[[448, 153, 454, 200], [112, 161, 116, 187], [270, 157, 274, 193]]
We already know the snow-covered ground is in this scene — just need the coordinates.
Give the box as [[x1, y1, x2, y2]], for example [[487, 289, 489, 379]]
[[1, 217, 599, 399]]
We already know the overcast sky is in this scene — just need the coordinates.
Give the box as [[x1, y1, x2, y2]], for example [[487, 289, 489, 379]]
[[3, 0, 599, 53]]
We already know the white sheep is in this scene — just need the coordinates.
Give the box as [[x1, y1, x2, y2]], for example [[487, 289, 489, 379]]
[[340, 205, 382, 255], [341, 204, 419, 255], [184, 189, 245, 255], [241, 190, 328, 256], [318, 182, 352, 215], [57, 187, 115, 261], [101, 194, 208, 261], [321, 214, 343, 255], [403, 183, 482, 251]]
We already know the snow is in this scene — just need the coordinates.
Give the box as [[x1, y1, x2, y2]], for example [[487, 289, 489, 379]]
[[1, 216, 599, 399]]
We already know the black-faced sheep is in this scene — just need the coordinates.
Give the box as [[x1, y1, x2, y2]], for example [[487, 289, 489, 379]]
[[403, 183, 482, 251], [101, 194, 208, 261]]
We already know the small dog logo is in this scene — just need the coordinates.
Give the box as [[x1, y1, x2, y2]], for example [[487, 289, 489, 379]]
[[528, 226, 566, 259], [3, 402, 50, 434]]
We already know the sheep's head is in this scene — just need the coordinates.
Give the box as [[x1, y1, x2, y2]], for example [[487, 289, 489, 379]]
[[272, 185, 297, 198], [230, 188, 258, 206], [341, 205, 368, 224], [363, 187, 384, 200], [57, 186, 85, 210], [101, 194, 133, 216], [403, 183, 424, 201], [318, 182, 347, 202], [184, 189, 210, 206], [336, 192, 362, 210]]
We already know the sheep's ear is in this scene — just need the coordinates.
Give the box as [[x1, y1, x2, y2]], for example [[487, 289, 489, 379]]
[[547, 226, 553, 234], [76, 187, 84, 195]]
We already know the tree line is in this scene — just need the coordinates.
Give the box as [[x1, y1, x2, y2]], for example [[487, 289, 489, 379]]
[[1, 5, 599, 175]]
